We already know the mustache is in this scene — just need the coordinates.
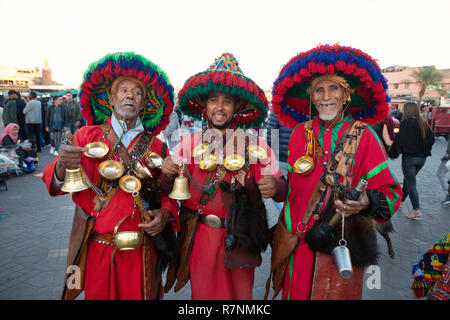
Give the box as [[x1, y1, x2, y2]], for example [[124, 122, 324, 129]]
[[121, 100, 137, 107]]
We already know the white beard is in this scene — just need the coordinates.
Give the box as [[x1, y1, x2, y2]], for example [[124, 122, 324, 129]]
[[318, 109, 339, 121], [116, 108, 138, 120]]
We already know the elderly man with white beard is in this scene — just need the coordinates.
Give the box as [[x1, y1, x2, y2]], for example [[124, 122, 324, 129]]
[[265, 45, 402, 300]]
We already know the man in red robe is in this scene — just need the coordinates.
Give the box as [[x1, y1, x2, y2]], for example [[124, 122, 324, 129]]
[[161, 53, 288, 299], [42, 52, 179, 300], [267, 44, 402, 300]]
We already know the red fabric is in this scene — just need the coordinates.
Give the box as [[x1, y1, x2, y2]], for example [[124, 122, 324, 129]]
[[173, 130, 282, 299], [281, 117, 402, 300], [42, 123, 179, 300]]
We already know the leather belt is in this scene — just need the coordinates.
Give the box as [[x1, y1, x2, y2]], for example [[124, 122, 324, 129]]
[[90, 231, 115, 246], [198, 214, 226, 229]]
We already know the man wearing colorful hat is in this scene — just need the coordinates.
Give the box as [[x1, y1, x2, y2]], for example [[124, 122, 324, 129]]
[[42, 52, 179, 300], [266, 44, 402, 300], [161, 53, 288, 299]]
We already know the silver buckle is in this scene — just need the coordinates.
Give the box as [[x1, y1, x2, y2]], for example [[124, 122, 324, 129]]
[[204, 214, 223, 229]]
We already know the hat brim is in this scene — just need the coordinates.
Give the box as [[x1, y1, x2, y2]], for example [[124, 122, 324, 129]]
[[178, 70, 268, 129], [272, 45, 390, 128]]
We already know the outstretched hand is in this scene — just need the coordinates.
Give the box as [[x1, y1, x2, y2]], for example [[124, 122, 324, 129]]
[[138, 209, 172, 236]]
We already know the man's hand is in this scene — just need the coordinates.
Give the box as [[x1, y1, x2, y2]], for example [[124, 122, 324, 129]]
[[55, 144, 85, 181], [256, 175, 277, 198], [334, 190, 370, 218], [138, 209, 172, 236], [161, 155, 181, 179]]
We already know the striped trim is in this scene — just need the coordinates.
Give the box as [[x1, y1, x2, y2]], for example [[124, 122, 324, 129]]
[[367, 125, 388, 159], [361, 161, 389, 181]]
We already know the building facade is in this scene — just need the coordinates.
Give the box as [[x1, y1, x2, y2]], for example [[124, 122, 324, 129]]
[[0, 60, 64, 95], [382, 65, 450, 109]]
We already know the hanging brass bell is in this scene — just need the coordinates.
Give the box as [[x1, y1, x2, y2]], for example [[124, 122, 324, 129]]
[[168, 165, 192, 200], [61, 168, 89, 194], [293, 155, 315, 175]]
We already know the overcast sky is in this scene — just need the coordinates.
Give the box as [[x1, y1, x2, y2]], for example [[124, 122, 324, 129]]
[[1, 0, 449, 91]]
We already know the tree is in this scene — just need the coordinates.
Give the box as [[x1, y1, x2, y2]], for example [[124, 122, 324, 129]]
[[411, 66, 444, 106]]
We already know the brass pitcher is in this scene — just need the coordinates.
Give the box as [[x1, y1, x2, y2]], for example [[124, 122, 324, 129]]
[[168, 165, 192, 200], [111, 215, 143, 267]]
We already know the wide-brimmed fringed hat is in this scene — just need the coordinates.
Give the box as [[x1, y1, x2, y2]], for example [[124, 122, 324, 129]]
[[271, 44, 390, 128], [79, 52, 174, 135], [177, 53, 269, 129]]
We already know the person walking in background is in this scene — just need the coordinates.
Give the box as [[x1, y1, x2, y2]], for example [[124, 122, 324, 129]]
[[3, 90, 18, 127], [62, 92, 82, 134], [436, 138, 450, 206], [15, 92, 27, 141], [45, 97, 68, 156], [392, 102, 435, 220], [23, 91, 42, 152]]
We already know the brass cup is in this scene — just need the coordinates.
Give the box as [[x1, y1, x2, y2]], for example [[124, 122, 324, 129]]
[[134, 161, 153, 179], [83, 142, 109, 159], [199, 154, 219, 172], [224, 154, 245, 172], [145, 152, 163, 169], [247, 145, 268, 162], [119, 175, 142, 194], [293, 155, 315, 175], [98, 160, 124, 181], [113, 215, 143, 251], [191, 143, 210, 158]]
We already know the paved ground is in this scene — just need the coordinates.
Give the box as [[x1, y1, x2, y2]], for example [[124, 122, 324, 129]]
[[0, 138, 449, 300]]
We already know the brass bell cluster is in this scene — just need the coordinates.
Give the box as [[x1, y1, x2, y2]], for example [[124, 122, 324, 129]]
[[61, 139, 111, 194], [62, 137, 164, 194], [191, 142, 268, 173]]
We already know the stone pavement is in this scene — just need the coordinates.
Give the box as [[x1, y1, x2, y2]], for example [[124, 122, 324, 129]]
[[0, 139, 449, 300]]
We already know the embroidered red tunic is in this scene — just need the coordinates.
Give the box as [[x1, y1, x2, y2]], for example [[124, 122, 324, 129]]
[[172, 129, 283, 300], [282, 116, 402, 300], [42, 119, 179, 300]]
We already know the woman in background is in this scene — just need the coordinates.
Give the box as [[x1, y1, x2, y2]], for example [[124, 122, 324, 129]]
[[392, 102, 435, 219]]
